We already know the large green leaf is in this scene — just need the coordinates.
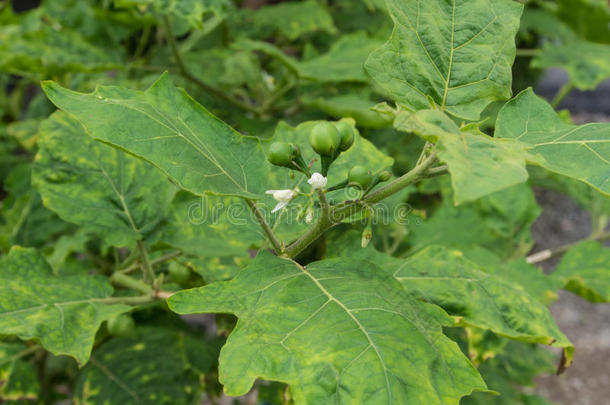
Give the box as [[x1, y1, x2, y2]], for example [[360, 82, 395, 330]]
[[395, 110, 527, 204], [0, 247, 129, 365], [169, 251, 486, 404], [42, 73, 269, 199], [407, 182, 540, 260], [74, 326, 220, 404], [161, 191, 261, 259], [365, 0, 522, 120], [496, 88, 610, 196], [229, 1, 336, 41], [0, 342, 40, 402], [32, 112, 177, 248], [551, 241, 610, 302], [328, 232, 572, 369]]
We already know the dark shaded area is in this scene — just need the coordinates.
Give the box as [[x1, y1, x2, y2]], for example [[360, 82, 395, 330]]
[[11, 0, 40, 13]]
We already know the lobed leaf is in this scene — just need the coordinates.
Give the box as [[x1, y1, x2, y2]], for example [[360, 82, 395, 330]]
[[0, 247, 129, 365], [33, 112, 177, 248], [169, 251, 486, 404], [395, 110, 527, 204], [329, 232, 573, 370], [42, 73, 270, 199], [496, 88, 610, 196], [365, 0, 522, 120]]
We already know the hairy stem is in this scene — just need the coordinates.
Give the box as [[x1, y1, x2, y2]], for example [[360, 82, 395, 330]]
[[284, 153, 439, 258], [162, 16, 260, 114], [91, 294, 160, 305], [526, 231, 610, 264], [246, 199, 284, 254]]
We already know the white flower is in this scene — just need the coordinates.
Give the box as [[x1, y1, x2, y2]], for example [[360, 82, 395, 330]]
[[307, 172, 327, 190], [266, 189, 296, 213]]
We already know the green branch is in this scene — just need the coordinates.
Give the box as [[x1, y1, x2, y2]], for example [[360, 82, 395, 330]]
[[284, 153, 439, 258], [119, 250, 181, 275]]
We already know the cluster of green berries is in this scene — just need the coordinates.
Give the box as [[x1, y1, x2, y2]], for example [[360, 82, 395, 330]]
[[267, 120, 389, 192]]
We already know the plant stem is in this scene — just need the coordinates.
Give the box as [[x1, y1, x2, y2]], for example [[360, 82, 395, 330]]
[[162, 16, 260, 114], [111, 272, 153, 294], [91, 294, 158, 305], [119, 250, 182, 275], [137, 240, 155, 284], [526, 231, 610, 264], [516, 48, 541, 57], [551, 81, 574, 108], [284, 153, 439, 258], [246, 199, 284, 254]]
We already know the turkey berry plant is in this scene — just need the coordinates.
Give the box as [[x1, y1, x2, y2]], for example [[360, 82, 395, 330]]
[[1, 0, 609, 404]]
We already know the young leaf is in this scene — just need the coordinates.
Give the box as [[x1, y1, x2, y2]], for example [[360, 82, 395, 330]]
[[551, 241, 610, 303], [32, 112, 177, 248], [169, 251, 486, 404], [365, 0, 523, 120], [74, 327, 220, 404], [496, 88, 610, 196], [395, 110, 528, 204], [0, 247, 130, 365], [41, 73, 269, 199]]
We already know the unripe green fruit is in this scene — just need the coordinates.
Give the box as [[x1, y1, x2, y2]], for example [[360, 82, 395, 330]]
[[334, 121, 355, 151], [309, 122, 341, 156], [107, 314, 135, 337], [268, 142, 295, 166], [169, 264, 192, 285], [348, 166, 372, 189]]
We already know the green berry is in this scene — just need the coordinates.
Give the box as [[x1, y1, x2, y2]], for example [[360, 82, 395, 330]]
[[348, 166, 372, 189], [169, 264, 192, 284], [309, 122, 341, 156], [268, 142, 295, 167], [107, 314, 135, 337], [334, 121, 355, 151]]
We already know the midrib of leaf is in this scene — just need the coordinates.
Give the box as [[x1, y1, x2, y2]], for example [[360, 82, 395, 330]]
[[290, 259, 393, 403], [441, 0, 456, 108], [62, 89, 249, 194], [89, 357, 140, 402], [95, 153, 140, 234], [0, 296, 114, 316]]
